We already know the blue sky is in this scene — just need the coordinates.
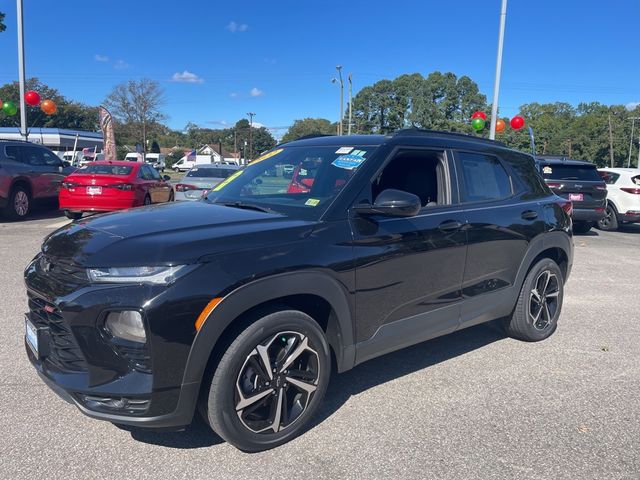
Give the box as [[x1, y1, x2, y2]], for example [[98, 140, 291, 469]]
[[1, 0, 639, 138]]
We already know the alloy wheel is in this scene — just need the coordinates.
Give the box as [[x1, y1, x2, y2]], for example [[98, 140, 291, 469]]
[[14, 191, 29, 217], [235, 331, 320, 434], [598, 206, 614, 229], [528, 270, 560, 330]]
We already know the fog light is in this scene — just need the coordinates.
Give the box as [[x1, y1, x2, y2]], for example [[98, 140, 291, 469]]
[[105, 311, 146, 343]]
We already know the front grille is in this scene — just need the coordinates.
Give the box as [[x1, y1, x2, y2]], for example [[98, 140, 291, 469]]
[[28, 293, 87, 372]]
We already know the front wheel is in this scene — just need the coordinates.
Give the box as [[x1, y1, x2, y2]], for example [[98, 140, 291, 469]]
[[3, 186, 31, 220], [597, 204, 618, 231], [203, 310, 331, 452], [505, 258, 564, 342]]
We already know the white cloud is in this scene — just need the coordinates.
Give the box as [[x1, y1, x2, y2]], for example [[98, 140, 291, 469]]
[[229, 92, 239, 98], [626, 102, 640, 111], [226, 21, 248, 33], [94, 54, 109, 62], [251, 122, 265, 129], [171, 70, 204, 84], [250, 87, 264, 97], [113, 60, 130, 70]]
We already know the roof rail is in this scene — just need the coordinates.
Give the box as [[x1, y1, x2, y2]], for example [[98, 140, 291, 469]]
[[393, 128, 506, 147], [0, 138, 33, 144], [292, 134, 334, 141]]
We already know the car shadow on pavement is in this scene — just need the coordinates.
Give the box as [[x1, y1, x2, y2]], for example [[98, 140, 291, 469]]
[[122, 321, 506, 450], [313, 321, 507, 429]]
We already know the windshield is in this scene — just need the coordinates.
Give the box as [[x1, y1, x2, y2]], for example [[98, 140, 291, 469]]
[[541, 163, 601, 181], [80, 164, 133, 175], [205, 145, 376, 219]]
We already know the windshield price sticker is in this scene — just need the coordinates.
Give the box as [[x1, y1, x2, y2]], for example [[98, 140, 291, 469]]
[[305, 198, 320, 207], [335, 146, 354, 154], [543, 166, 552, 174], [332, 151, 366, 170], [213, 170, 243, 191]]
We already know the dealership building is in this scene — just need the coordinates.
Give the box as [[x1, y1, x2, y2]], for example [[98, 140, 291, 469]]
[[0, 127, 103, 151]]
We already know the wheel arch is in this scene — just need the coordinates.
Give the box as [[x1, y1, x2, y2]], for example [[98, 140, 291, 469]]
[[515, 231, 572, 289], [10, 177, 32, 196], [182, 271, 356, 389]]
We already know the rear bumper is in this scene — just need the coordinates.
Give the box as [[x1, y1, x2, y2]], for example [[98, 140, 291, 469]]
[[59, 192, 138, 212], [174, 191, 204, 202], [619, 212, 640, 223], [572, 208, 605, 222]]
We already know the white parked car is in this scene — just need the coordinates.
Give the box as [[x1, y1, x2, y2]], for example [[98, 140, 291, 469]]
[[597, 168, 640, 230]]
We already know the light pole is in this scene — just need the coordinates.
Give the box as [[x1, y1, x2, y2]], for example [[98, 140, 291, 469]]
[[628, 117, 639, 168], [489, 0, 508, 140], [16, 0, 28, 141], [348, 73, 353, 135], [331, 65, 344, 135], [247, 112, 255, 161]]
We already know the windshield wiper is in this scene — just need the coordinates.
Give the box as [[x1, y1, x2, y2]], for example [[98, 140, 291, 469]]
[[218, 201, 274, 214]]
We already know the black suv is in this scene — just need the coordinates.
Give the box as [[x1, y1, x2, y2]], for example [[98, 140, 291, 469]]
[[25, 130, 573, 451], [534, 156, 607, 234], [0, 140, 70, 219]]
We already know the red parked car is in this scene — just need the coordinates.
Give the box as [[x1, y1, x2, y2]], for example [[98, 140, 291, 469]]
[[59, 161, 174, 220]]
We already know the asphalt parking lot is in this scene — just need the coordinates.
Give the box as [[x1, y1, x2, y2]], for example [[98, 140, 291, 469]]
[[0, 208, 638, 480]]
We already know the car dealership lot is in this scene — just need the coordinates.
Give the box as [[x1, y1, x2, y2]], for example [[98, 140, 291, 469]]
[[0, 212, 638, 480]]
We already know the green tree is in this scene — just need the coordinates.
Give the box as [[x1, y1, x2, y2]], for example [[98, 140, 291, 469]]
[[103, 78, 166, 153], [282, 118, 335, 143]]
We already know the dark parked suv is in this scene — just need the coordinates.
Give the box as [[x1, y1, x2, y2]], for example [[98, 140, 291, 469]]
[[534, 156, 607, 234], [24, 130, 573, 451], [0, 140, 67, 219]]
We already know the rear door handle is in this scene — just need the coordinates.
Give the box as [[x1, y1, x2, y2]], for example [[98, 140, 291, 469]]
[[521, 210, 538, 220], [438, 220, 463, 232]]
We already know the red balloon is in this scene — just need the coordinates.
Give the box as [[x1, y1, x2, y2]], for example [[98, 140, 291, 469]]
[[510, 115, 525, 130], [496, 119, 506, 133], [41, 99, 57, 115], [25, 90, 41, 107], [471, 111, 487, 120]]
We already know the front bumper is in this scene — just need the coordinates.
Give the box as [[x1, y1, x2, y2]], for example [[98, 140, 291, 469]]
[[23, 255, 232, 429]]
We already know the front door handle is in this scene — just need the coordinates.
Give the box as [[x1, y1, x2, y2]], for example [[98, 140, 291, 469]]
[[521, 210, 538, 221], [438, 220, 463, 232]]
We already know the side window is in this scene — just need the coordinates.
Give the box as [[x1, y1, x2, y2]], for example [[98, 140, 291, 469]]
[[598, 171, 619, 184], [41, 149, 62, 166], [4, 146, 23, 163], [24, 147, 47, 166], [148, 166, 161, 180], [458, 152, 512, 202], [372, 149, 448, 207]]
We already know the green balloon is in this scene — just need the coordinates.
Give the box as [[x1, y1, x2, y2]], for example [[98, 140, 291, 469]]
[[471, 117, 485, 131], [2, 101, 18, 116]]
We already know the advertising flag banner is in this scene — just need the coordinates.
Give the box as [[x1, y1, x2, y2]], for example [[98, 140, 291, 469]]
[[99, 106, 117, 161]]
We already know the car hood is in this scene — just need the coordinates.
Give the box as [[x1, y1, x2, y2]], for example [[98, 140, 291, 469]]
[[42, 201, 316, 267]]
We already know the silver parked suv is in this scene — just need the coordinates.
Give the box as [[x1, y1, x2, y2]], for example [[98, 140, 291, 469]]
[[0, 140, 67, 219]]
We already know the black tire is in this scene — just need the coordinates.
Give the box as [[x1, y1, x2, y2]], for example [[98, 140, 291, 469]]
[[597, 204, 618, 231], [505, 258, 564, 342], [168, 191, 174, 202], [143, 195, 151, 206], [572, 221, 592, 234], [204, 310, 331, 452], [3, 185, 31, 220], [64, 210, 83, 220]]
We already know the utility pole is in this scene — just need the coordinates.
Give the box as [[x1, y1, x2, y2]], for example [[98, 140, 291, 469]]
[[567, 138, 572, 158], [489, 0, 508, 140], [628, 117, 639, 168], [637, 134, 640, 168], [331, 66, 344, 135], [16, 0, 28, 141], [608, 113, 615, 168], [348, 73, 353, 135], [247, 112, 255, 161]]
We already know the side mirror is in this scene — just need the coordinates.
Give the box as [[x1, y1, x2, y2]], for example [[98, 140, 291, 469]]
[[353, 189, 421, 218], [163, 175, 171, 181]]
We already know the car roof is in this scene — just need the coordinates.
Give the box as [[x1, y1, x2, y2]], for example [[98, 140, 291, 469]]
[[279, 129, 508, 149], [535, 156, 597, 167], [598, 167, 640, 173], [190, 163, 239, 169]]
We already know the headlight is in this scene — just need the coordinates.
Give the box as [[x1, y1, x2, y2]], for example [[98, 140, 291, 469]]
[[87, 265, 195, 284]]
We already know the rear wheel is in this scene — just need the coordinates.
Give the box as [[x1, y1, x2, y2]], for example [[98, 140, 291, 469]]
[[64, 210, 82, 220], [505, 258, 564, 342], [203, 310, 331, 452], [3, 185, 31, 220], [597, 204, 618, 231], [572, 221, 592, 234]]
